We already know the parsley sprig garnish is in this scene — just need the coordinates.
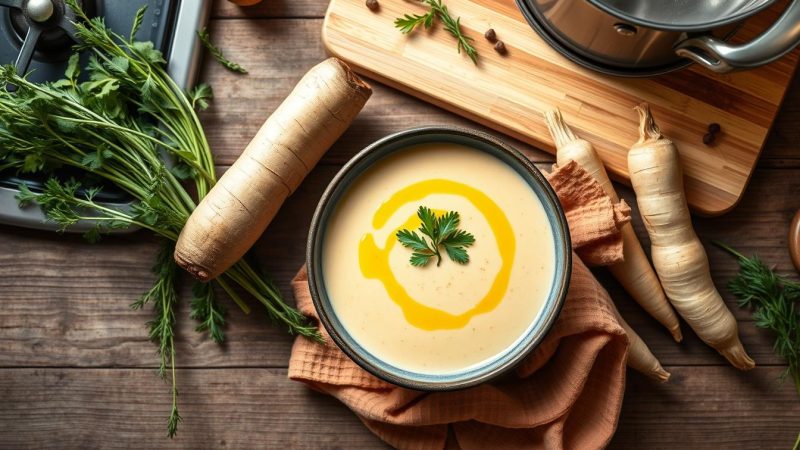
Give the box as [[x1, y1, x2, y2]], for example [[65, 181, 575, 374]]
[[397, 206, 475, 267], [394, 0, 478, 64]]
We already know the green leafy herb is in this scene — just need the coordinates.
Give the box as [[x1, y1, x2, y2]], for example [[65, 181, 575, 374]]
[[197, 27, 248, 74], [141, 242, 182, 437], [189, 281, 226, 344], [1, 1, 320, 438], [394, 0, 478, 64], [715, 242, 800, 449], [397, 206, 475, 267], [130, 5, 146, 39]]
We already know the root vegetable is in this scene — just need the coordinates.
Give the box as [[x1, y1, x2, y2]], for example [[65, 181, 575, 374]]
[[544, 109, 682, 342], [627, 104, 754, 370], [624, 320, 670, 382], [175, 58, 372, 281], [611, 299, 670, 382]]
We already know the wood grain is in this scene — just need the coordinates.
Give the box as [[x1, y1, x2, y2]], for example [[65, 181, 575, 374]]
[[1, 2, 799, 447], [323, 0, 800, 215], [611, 367, 800, 449], [0, 368, 389, 449], [0, 367, 796, 449]]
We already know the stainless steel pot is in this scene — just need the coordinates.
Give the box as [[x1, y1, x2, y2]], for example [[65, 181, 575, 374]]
[[516, 0, 800, 76]]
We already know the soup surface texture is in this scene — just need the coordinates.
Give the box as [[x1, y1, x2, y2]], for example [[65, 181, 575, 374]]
[[322, 143, 556, 374]]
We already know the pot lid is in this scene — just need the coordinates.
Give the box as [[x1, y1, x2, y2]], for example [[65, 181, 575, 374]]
[[590, 0, 776, 31]]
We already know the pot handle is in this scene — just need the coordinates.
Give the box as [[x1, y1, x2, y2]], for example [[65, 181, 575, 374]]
[[674, 1, 800, 73]]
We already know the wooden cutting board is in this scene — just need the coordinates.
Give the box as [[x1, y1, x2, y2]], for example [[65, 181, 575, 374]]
[[322, 0, 800, 215]]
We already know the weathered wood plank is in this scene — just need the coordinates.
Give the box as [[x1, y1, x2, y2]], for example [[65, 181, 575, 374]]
[[762, 74, 800, 165], [0, 228, 296, 368], [0, 367, 796, 449], [0, 368, 389, 449], [611, 368, 800, 450]]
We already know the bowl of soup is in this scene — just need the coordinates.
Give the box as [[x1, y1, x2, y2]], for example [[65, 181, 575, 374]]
[[307, 127, 571, 390]]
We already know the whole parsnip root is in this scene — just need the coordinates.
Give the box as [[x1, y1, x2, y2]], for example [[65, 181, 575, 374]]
[[544, 109, 682, 343], [175, 58, 372, 281], [627, 104, 754, 370], [611, 299, 670, 382]]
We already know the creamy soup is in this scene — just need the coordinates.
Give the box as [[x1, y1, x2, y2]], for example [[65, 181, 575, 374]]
[[322, 143, 556, 374]]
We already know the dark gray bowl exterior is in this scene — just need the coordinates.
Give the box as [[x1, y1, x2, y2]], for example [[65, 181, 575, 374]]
[[306, 127, 571, 391]]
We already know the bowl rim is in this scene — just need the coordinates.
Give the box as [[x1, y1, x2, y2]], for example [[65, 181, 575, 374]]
[[306, 126, 572, 391]]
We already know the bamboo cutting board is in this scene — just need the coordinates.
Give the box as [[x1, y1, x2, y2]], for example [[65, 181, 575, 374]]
[[322, 0, 800, 215]]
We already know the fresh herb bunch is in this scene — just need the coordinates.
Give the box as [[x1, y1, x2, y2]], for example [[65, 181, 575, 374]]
[[714, 242, 800, 448], [395, 0, 478, 64], [396, 206, 475, 267], [197, 27, 248, 74], [0, 0, 319, 437]]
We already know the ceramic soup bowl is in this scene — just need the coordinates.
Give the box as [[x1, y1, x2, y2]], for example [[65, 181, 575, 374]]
[[307, 126, 571, 390]]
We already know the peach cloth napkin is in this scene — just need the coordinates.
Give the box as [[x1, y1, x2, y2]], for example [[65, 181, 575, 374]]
[[288, 160, 632, 450]]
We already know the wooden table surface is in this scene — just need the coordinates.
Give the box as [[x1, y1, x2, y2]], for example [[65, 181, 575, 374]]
[[1, 1, 799, 448]]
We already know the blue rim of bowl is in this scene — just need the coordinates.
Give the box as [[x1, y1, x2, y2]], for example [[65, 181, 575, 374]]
[[306, 126, 571, 391]]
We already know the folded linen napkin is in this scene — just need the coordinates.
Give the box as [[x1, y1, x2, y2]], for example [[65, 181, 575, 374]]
[[288, 160, 632, 449]]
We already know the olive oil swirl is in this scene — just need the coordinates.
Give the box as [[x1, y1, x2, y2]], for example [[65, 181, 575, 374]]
[[359, 179, 515, 330]]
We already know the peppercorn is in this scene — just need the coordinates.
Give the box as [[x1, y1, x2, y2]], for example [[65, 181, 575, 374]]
[[702, 132, 715, 146], [494, 40, 507, 55], [484, 28, 497, 42], [707, 122, 721, 134], [366, 0, 379, 11]]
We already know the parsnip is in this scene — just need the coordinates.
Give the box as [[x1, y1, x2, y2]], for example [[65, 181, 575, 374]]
[[175, 58, 372, 281], [611, 299, 670, 382], [544, 109, 682, 342], [627, 104, 754, 370]]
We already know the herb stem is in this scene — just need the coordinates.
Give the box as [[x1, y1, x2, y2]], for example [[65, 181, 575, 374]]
[[395, 0, 478, 64], [214, 277, 251, 315], [197, 28, 248, 74], [713, 240, 746, 260], [51, 115, 174, 150], [167, 332, 180, 438]]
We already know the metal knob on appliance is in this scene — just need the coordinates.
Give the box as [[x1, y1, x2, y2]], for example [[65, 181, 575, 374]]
[[26, 0, 54, 23]]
